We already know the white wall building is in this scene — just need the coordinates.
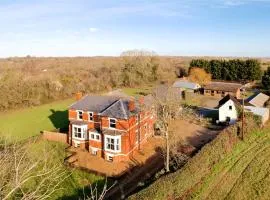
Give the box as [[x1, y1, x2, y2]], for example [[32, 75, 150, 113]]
[[218, 95, 239, 125]]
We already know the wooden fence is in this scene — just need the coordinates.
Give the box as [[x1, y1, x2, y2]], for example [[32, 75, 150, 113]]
[[42, 131, 68, 143]]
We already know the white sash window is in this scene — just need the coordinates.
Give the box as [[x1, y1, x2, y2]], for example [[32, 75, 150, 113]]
[[72, 125, 87, 140]]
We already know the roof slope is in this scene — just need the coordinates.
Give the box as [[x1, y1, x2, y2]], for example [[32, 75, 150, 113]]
[[218, 94, 241, 107], [173, 80, 200, 90], [69, 95, 120, 113], [204, 82, 243, 92], [247, 92, 269, 107], [100, 99, 138, 119], [244, 106, 269, 118]]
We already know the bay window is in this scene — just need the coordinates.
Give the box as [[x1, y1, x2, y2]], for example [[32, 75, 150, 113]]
[[104, 135, 121, 152], [72, 125, 87, 140]]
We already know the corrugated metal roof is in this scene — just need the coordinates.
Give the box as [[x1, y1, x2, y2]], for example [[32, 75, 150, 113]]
[[247, 93, 269, 107], [204, 82, 243, 92], [173, 80, 200, 90], [244, 106, 269, 117]]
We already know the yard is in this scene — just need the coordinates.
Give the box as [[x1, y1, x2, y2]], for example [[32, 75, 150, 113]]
[[183, 92, 220, 108], [0, 98, 74, 140], [170, 119, 221, 149]]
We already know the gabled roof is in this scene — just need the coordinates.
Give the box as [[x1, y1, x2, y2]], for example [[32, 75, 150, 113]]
[[69, 95, 119, 113], [218, 94, 241, 108], [173, 80, 200, 90], [100, 99, 139, 119], [246, 92, 269, 107], [204, 82, 243, 93]]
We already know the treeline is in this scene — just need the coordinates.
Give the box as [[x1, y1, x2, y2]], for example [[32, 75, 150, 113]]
[[0, 55, 175, 111], [189, 59, 262, 81]]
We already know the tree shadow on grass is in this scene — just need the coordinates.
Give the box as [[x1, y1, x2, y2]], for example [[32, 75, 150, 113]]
[[48, 109, 69, 133]]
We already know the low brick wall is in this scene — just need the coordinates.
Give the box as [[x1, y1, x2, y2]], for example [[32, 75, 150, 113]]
[[42, 131, 68, 143]]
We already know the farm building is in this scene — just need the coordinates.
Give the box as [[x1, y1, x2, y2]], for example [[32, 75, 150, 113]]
[[172, 80, 201, 92], [244, 106, 269, 125], [246, 92, 269, 107], [218, 94, 269, 125], [218, 94, 239, 125], [204, 81, 243, 99]]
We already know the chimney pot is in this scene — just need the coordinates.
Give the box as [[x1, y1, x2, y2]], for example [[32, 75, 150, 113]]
[[128, 100, 135, 112], [76, 92, 83, 101]]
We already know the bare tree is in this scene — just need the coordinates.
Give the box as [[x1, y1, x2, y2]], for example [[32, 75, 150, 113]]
[[152, 85, 182, 172], [85, 179, 116, 200], [0, 137, 70, 200]]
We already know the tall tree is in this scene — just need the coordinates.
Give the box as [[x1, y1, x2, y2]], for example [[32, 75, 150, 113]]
[[262, 66, 270, 90], [152, 85, 182, 172], [189, 67, 211, 86]]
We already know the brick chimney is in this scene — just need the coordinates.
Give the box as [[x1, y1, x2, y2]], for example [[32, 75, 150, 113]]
[[128, 100, 135, 112], [75, 92, 83, 101]]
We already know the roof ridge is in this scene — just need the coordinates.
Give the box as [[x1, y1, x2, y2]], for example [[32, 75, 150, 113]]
[[119, 99, 128, 119], [100, 99, 121, 114]]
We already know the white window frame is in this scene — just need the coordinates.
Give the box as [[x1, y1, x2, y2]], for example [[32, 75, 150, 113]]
[[109, 118, 117, 129], [104, 135, 121, 153], [72, 124, 88, 140], [88, 112, 94, 121], [89, 132, 101, 141], [77, 110, 83, 120]]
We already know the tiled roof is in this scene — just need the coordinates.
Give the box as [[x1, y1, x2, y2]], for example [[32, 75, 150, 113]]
[[204, 82, 243, 93], [69, 95, 140, 120], [173, 80, 200, 90], [247, 92, 269, 107], [100, 99, 139, 119], [69, 95, 119, 112]]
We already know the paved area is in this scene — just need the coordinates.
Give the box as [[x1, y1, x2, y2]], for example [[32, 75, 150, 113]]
[[66, 137, 163, 177]]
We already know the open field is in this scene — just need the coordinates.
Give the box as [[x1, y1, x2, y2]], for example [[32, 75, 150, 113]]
[[130, 121, 270, 200], [0, 98, 73, 140]]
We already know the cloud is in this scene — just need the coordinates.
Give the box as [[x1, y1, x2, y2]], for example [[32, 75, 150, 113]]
[[89, 27, 99, 33]]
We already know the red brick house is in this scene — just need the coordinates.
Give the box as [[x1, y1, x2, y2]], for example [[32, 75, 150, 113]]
[[68, 95, 155, 162]]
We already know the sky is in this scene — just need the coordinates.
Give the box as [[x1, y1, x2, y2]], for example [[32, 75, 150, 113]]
[[0, 0, 270, 57]]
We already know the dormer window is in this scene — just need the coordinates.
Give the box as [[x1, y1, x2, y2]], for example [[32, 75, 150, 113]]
[[109, 118, 116, 129], [77, 111, 83, 120], [88, 112, 93, 121]]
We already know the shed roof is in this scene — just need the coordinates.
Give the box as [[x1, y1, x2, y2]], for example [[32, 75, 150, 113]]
[[173, 80, 200, 90], [247, 92, 269, 107], [244, 106, 269, 118], [204, 82, 243, 93]]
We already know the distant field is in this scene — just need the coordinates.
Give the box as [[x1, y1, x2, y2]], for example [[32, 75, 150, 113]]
[[130, 122, 270, 200], [0, 98, 74, 140]]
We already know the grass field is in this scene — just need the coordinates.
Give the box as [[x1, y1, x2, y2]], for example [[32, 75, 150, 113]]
[[122, 84, 155, 97], [130, 121, 270, 200], [30, 140, 104, 200], [0, 98, 74, 140]]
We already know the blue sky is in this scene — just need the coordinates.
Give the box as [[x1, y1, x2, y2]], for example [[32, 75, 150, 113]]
[[0, 0, 270, 57]]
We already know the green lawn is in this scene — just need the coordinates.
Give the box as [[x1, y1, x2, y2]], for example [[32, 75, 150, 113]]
[[0, 98, 74, 140], [122, 84, 155, 97]]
